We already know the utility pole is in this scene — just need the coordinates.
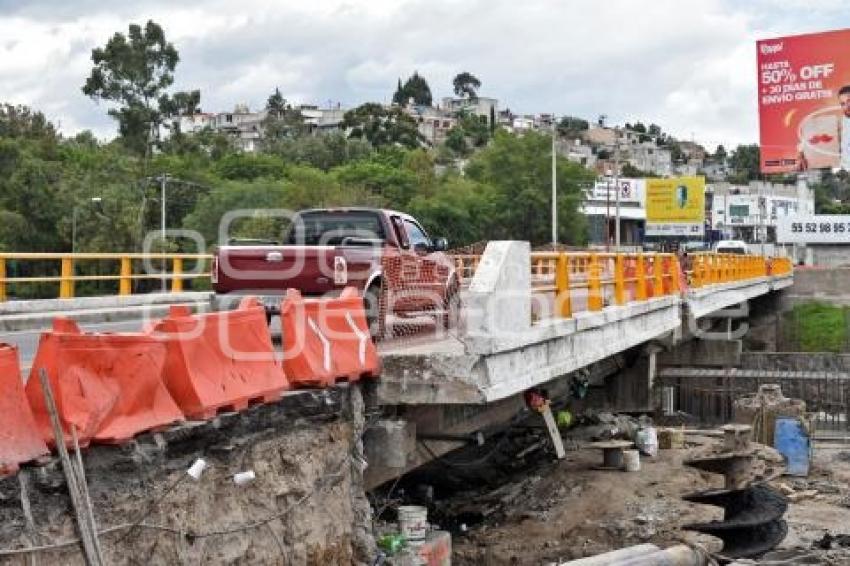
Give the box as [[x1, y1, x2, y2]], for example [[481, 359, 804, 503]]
[[605, 176, 611, 251], [551, 115, 557, 247], [614, 128, 621, 250]]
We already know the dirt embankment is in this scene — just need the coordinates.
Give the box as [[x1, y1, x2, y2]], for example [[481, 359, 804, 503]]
[[0, 387, 376, 565]]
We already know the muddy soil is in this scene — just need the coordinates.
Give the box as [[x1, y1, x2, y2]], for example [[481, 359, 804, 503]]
[[439, 435, 850, 565], [447, 442, 722, 565]]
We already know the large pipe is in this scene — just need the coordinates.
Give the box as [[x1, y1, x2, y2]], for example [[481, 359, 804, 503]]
[[559, 544, 660, 565], [613, 545, 706, 566], [561, 544, 706, 566]]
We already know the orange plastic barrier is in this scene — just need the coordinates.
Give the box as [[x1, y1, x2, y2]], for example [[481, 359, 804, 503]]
[[280, 287, 380, 388], [150, 297, 288, 419], [0, 344, 48, 475], [25, 319, 183, 447]]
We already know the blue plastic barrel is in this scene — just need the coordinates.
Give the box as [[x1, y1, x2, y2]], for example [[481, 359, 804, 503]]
[[774, 417, 810, 477]]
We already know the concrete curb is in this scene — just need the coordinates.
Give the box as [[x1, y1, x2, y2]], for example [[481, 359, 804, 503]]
[[0, 301, 212, 332]]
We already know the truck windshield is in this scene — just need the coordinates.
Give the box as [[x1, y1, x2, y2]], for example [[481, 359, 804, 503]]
[[285, 211, 385, 245]]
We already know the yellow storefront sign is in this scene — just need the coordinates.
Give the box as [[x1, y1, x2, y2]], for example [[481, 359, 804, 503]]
[[645, 176, 705, 224]]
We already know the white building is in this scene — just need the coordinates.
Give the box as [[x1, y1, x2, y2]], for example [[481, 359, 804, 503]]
[[441, 96, 498, 126], [581, 178, 646, 247], [404, 105, 456, 146], [710, 180, 815, 243], [299, 105, 345, 134], [627, 142, 672, 177]]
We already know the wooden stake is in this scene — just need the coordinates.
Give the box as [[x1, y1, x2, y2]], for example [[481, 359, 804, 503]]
[[37, 368, 102, 566], [71, 425, 104, 562]]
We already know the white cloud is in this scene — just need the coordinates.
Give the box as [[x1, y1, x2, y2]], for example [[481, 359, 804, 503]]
[[2, 0, 850, 147]]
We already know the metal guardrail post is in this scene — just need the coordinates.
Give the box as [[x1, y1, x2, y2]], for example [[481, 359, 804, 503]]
[[636, 254, 647, 300], [0, 257, 6, 302], [119, 257, 132, 296], [588, 253, 602, 311], [60, 257, 74, 299], [172, 258, 183, 293], [555, 253, 572, 318], [614, 254, 625, 305], [653, 253, 664, 297]]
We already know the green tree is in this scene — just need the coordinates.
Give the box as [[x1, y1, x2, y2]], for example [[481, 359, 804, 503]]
[[267, 88, 286, 118], [714, 144, 728, 161], [444, 127, 468, 156], [392, 72, 433, 106], [464, 130, 591, 245], [333, 157, 419, 206], [263, 88, 305, 140], [409, 174, 494, 246], [82, 20, 195, 155], [214, 153, 287, 181], [342, 103, 422, 149], [557, 116, 589, 137], [452, 72, 481, 100], [729, 144, 761, 183]]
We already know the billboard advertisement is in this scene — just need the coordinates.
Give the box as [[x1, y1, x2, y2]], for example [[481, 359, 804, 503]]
[[586, 178, 644, 204], [645, 176, 705, 236], [757, 28, 850, 174], [777, 214, 850, 243]]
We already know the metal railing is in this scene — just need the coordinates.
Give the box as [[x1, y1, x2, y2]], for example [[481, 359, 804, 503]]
[[0, 253, 213, 302], [452, 251, 793, 320], [687, 253, 792, 287]]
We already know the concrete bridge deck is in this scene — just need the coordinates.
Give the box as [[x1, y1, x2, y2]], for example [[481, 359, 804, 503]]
[[377, 242, 793, 405]]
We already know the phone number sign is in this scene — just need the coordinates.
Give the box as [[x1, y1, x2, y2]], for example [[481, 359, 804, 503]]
[[777, 215, 850, 243]]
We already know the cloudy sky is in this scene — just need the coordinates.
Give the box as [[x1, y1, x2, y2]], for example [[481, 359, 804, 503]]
[[1, 0, 849, 149]]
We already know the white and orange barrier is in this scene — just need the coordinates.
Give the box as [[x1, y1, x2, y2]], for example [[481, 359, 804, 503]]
[[280, 287, 380, 388], [149, 296, 289, 419], [26, 319, 184, 447], [0, 344, 49, 474]]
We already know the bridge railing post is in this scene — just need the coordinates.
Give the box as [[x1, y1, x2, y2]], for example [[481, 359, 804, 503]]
[[588, 253, 602, 311], [614, 254, 625, 306], [172, 257, 183, 293], [59, 257, 74, 299], [653, 253, 664, 297], [555, 253, 572, 318], [119, 256, 132, 296], [636, 254, 647, 300]]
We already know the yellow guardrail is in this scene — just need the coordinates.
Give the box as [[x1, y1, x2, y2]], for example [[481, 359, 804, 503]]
[[452, 251, 793, 320], [0, 253, 213, 302]]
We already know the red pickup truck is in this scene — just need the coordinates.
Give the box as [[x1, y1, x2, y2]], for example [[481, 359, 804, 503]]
[[212, 208, 459, 336]]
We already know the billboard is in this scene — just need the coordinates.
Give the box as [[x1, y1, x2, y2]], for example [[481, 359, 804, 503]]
[[757, 28, 850, 174], [777, 214, 850, 243], [586, 178, 644, 204], [645, 176, 705, 236]]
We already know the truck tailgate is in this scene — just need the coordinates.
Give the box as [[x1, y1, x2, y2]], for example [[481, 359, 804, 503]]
[[215, 245, 376, 295]]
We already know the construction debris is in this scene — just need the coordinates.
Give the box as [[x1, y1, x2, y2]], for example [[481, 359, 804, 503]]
[[733, 384, 806, 446]]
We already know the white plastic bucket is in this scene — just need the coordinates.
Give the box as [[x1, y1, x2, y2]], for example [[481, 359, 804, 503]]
[[398, 505, 428, 541], [623, 449, 640, 472]]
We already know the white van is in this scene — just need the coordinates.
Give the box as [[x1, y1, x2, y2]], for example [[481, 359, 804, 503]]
[[713, 240, 749, 255]]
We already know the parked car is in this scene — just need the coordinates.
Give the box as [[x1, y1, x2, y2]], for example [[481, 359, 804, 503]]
[[212, 208, 459, 336], [713, 240, 749, 255]]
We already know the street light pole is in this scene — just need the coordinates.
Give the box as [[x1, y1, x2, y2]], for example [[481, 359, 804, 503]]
[[614, 128, 621, 250], [551, 115, 557, 247]]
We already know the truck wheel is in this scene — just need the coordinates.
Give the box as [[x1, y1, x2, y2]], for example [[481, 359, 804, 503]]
[[364, 283, 387, 341]]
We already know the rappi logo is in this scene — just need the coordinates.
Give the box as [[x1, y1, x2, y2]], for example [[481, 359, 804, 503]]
[[760, 42, 784, 55]]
